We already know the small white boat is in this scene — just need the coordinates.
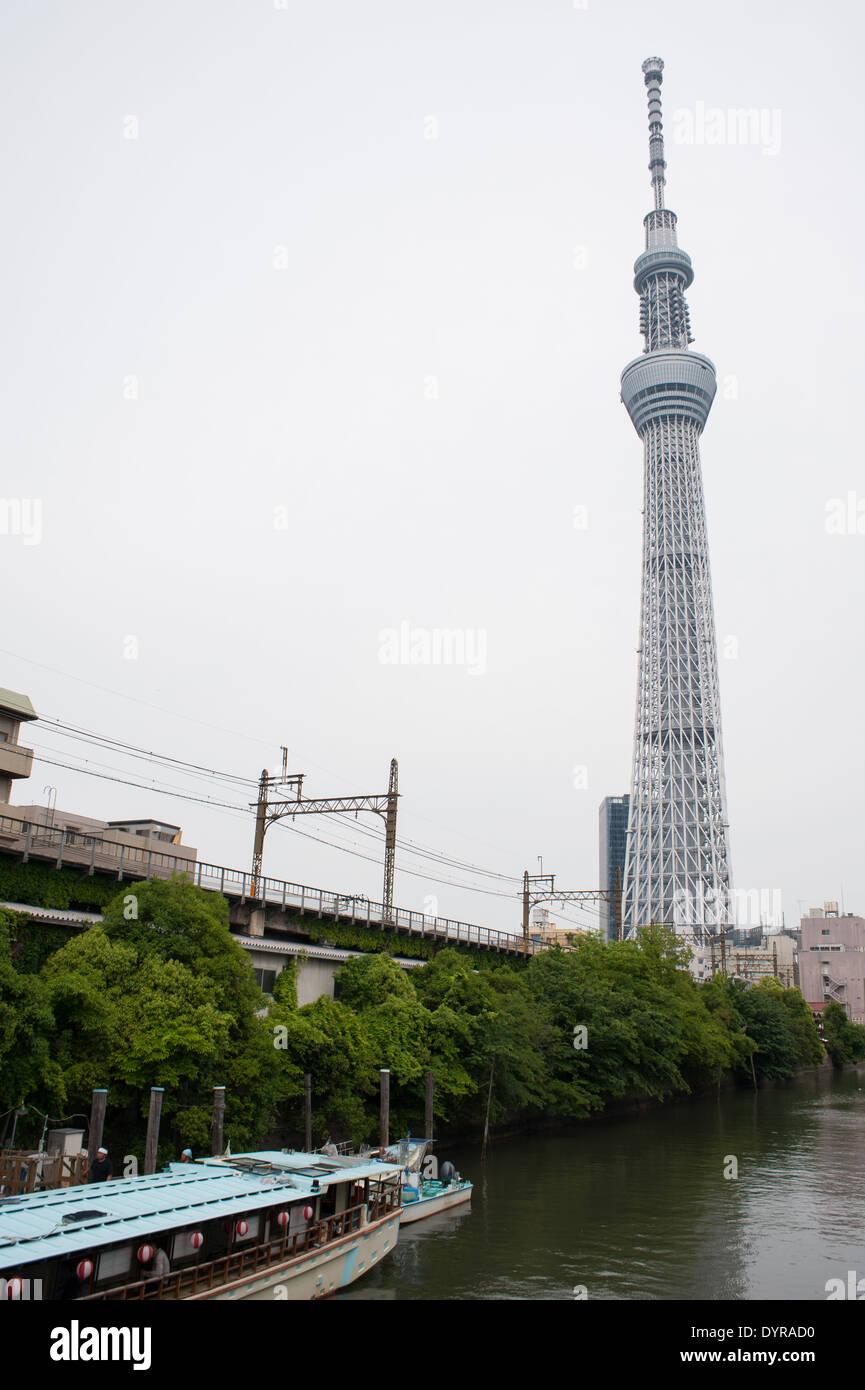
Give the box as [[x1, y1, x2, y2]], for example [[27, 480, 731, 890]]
[[399, 1175, 473, 1223], [374, 1138, 472, 1226]]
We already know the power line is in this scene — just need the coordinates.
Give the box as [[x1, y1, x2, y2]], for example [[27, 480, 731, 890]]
[[328, 811, 521, 883], [33, 728, 257, 795], [36, 718, 257, 785], [1, 650, 280, 751], [31, 754, 252, 815], [28, 753, 518, 904], [33, 718, 523, 885], [3, 644, 523, 864]]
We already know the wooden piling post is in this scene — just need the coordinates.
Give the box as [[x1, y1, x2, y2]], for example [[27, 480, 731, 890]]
[[143, 1087, 164, 1175], [424, 1070, 434, 1142], [379, 1069, 390, 1152], [304, 1074, 312, 1151], [211, 1086, 226, 1157], [88, 1089, 107, 1164]]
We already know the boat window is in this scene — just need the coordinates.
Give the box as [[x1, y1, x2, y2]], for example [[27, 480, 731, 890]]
[[234, 1216, 259, 1244], [97, 1245, 134, 1281], [172, 1230, 206, 1260]]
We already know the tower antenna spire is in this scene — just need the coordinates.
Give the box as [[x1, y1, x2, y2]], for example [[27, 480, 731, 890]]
[[642, 56, 666, 211]]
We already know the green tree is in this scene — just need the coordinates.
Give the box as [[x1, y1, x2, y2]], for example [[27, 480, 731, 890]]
[[33, 879, 295, 1159], [732, 977, 800, 1080], [267, 991, 376, 1144], [777, 983, 825, 1067], [100, 876, 261, 1019], [413, 950, 549, 1127], [822, 1001, 865, 1068], [526, 930, 735, 1117], [0, 910, 62, 1134]]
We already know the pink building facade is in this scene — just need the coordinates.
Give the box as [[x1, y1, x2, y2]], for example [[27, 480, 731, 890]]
[[799, 912, 865, 1025]]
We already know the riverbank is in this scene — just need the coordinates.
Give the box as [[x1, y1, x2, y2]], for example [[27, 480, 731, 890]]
[[7, 876, 860, 1162], [434, 1056, 847, 1148]]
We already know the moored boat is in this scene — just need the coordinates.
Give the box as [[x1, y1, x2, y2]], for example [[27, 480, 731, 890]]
[[373, 1138, 473, 1225], [0, 1151, 403, 1301]]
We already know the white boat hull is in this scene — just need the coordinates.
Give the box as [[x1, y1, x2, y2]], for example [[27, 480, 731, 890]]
[[187, 1213, 401, 1301], [399, 1183, 472, 1224]]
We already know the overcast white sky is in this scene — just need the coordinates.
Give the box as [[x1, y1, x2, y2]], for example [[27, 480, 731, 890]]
[[1, 0, 863, 936]]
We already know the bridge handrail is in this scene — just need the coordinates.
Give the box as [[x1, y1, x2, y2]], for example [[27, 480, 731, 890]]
[[0, 813, 537, 956]]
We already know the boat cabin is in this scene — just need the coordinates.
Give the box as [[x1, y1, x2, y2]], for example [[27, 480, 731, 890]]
[[0, 1151, 402, 1301]]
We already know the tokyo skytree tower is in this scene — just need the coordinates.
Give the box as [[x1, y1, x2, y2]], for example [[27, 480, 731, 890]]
[[620, 58, 732, 944]]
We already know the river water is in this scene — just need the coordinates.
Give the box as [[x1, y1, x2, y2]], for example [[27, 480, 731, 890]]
[[338, 1068, 865, 1300]]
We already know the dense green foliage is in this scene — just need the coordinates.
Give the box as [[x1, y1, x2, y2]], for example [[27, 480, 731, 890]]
[[0, 853, 122, 912], [702, 974, 826, 1080], [304, 917, 512, 965], [0, 851, 498, 965], [0, 878, 835, 1158], [0, 882, 298, 1160], [822, 1001, 865, 1067]]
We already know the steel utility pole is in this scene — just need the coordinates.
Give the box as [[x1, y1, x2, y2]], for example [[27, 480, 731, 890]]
[[249, 756, 400, 923], [251, 754, 304, 902], [382, 759, 398, 925], [519, 870, 617, 947]]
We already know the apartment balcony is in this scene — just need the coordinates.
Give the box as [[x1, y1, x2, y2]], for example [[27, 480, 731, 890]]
[[0, 741, 34, 782]]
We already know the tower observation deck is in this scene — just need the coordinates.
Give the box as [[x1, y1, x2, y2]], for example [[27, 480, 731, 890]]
[[620, 58, 732, 946]]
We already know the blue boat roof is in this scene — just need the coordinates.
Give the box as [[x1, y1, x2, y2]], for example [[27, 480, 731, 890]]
[[0, 1151, 401, 1272]]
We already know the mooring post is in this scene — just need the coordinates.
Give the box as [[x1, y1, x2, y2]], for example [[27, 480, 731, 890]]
[[211, 1086, 226, 1157], [143, 1087, 164, 1175], [424, 1070, 434, 1142], [304, 1074, 312, 1151], [380, 1069, 390, 1152], [88, 1089, 107, 1165]]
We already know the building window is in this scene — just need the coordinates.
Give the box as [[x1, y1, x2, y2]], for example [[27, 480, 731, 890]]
[[254, 969, 276, 994], [821, 929, 830, 936]]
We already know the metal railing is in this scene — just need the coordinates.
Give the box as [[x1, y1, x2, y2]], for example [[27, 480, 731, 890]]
[[0, 812, 536, 955]]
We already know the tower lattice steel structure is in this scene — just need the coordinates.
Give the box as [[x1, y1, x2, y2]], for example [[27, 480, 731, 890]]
[[620, 58, 731, 945]]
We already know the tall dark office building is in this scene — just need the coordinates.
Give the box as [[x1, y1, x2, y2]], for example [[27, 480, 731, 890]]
[[599, 795, 629, 941]]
